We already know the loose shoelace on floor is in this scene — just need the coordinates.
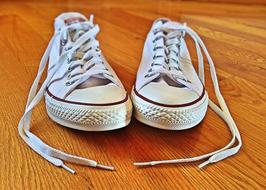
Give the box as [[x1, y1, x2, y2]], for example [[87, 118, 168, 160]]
[[18, 15, 114, 174], [134, 22, 242, 169]]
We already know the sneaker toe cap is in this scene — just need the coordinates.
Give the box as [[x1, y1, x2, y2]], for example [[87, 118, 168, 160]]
[[65, 84, 127, 104], [138, 82, 200, 106]]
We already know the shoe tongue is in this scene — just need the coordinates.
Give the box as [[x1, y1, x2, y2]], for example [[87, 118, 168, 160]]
[[152, 18, 170, 29], [55, 12, 88, 30], [76, 77, 112, 89], [152, 18, 184, 34], [64, 16, 86, 25], [152, 75, 186, 88]]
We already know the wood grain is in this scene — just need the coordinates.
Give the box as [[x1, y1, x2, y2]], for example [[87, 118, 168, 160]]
[[0, 0, 265, 189]]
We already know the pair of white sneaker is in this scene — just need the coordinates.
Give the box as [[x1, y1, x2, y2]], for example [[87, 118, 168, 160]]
[[18, 12, 242, 174]]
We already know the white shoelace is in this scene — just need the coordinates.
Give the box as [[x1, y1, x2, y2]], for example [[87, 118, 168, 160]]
[[18, 15, 115, 174], [134, 23, 242, 169], [146, 26, 197, 91]]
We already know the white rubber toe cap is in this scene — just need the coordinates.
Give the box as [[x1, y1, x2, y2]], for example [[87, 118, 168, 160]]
[[138, 81, 199, 105], [66, 83, 127, 104]]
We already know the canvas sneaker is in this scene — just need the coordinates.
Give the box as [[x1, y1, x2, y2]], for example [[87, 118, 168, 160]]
[[18, 12, 132, 173], [132, 18, 242, 168]]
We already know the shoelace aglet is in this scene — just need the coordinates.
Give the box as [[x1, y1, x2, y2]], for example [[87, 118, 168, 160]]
[[61, 164, 76, 174], [198, 160, 211, 169], [134, 161, 157, 166], [96, 164, 114, 171]]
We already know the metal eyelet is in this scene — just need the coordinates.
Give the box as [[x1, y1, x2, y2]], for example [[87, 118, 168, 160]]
[[152, 37, 159, 43], [145, 73, 155, 78], [105, 73, 113, 77], [153, 46, 162, 51], [67, 74, 72, 80], [171, 50, 177, 54], [66, 81, 72, 86], [86, 63, 95, 71], [153, 29, 159, 35], [64, 46, 72, 51], [60, 39, 67, 46]]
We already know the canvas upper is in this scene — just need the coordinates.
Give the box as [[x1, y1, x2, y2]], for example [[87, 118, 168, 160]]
[[135, 19, 204, 106], [47, 12, 128, 104]]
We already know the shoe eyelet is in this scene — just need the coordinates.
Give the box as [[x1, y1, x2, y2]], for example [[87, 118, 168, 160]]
[[60, 39, 67, 46], [67, 58, 71, 64], [66, 81, 74, 86], [67, 74, 72, 80], [153, 29, 159, 35], [106, 73, 113, 77], [65, 46, 72, 51]]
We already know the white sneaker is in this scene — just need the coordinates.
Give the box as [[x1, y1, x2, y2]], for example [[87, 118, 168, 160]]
[[132, 19, 242, 168], [18, 12, 132, 173]]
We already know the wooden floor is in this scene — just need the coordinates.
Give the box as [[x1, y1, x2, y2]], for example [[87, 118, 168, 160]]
[[0, 0, 265, 189]]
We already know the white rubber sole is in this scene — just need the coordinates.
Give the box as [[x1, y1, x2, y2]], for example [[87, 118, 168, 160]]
[[131, 89, 208, 130], [45, 93, 133, 131]]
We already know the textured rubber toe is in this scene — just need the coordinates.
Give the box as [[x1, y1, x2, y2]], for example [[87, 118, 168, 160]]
[[131, 88, 208, 130], [45, 92, 132, 131]]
